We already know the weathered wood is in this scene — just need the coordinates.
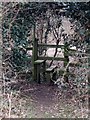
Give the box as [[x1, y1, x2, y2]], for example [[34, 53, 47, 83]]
[[36, 64, 40, 84], [32, 24, 38, 81], [38, 43, 64, 48], [33, 39, 38, 82], [38, 43, 77, 52], [34, 60, 46, 83], [64, 43, 69, 83], [33, 64, 37, 81], [30, 25, 84, 84], [46, 65, 57, 72], [32, 38, 38, 62], [68, 48, 77, 52], [42, 60, 46, 81], [34, 60, 45, 64], [38, 56, 65, 61]]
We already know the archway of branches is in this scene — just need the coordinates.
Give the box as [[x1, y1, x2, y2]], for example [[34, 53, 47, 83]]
[[1, 2, 90, 118]]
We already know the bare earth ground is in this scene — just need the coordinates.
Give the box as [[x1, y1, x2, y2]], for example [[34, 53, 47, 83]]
[[0, 79, 88, 118]]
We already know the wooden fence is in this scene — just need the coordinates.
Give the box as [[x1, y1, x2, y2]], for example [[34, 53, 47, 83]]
[[26, 37, 78, 84]]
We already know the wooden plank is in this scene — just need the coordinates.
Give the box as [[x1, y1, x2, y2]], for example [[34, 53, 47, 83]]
[[46, 65, 57, 72], [26, 45, 77, 52], [39, 43, 77, 52], [68, 48, 77, 52], [38, 44, 64, 48], [34, 60, 45, 64], [38, 56, 65, 61]]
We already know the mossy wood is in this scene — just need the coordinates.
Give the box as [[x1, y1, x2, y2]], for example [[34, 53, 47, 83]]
[[32, 24, 38, 81]]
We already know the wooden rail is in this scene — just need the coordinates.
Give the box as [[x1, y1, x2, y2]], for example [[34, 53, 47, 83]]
[[27, 42, 78, 82], [26, 44, 77, 54], [38, 43, 64, 48], [38, 56, 65, 61]]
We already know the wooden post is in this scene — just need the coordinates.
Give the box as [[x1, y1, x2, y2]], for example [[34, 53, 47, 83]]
[[43, 60, 46, 81], [64, 42, 69, 83], [32, 24, 38, 81]]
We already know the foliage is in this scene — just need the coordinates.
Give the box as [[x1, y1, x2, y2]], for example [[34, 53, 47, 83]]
[[66, 2, 90, 47], [2, 2, 90, 79], [2, 2, 65, 71], [1, 3, 89, 118]]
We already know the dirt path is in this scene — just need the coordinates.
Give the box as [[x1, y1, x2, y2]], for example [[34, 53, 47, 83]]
[[19, 82, 88, 118], [20, 83, 59, 117], [1, 80, 88, 118]]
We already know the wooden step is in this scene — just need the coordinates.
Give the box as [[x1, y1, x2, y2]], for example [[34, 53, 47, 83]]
[[34, 60, 45, 64], [46, 65, 57, 72]]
